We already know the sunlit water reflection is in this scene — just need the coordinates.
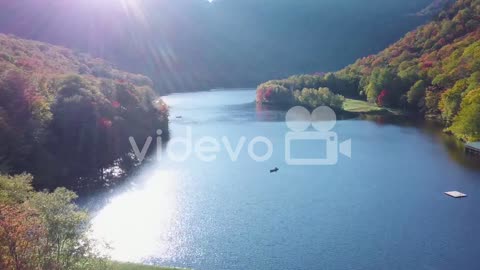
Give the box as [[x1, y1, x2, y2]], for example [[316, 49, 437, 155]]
[[90, 170, 183, 262]]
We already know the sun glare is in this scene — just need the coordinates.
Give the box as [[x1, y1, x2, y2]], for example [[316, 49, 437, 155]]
[[90, 170, 183, 262]]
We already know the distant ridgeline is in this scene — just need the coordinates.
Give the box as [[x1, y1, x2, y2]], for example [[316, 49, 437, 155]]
[[257, 0, 480, 141], [0, 34, 169, 189]]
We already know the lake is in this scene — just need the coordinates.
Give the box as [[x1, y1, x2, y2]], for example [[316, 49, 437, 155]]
[[84, 89, 480, 270]]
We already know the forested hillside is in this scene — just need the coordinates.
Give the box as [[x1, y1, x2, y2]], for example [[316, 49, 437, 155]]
[[0, 34, 169, 188], [257, 0, 480, 141], [340, 0, 480, 141]]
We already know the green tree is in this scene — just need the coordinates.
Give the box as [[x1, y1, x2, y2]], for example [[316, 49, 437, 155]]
[[0, 174, 33, 204], [407, 80, 426, 108], [440, 79, 468, 122], [449, 88, 480, 141], [365, 68, 396, 103], [425, 87, 442, 115], [48, 76, 110, 183], [294, 87, 345, 109], [28, 188, 104, 270], [0, 174, 109, 270]]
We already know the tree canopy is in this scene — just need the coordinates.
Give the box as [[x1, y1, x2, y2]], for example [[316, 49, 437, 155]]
[[0, 34, 169, 188], [0, 174, 109, 270]]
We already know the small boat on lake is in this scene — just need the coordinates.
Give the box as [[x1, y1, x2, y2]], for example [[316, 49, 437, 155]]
[[270, 167, 279, 173]]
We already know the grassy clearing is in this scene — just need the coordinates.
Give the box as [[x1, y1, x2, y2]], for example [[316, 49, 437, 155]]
[[110, 261, 185, 270], [343, 98, 403, 115], [342, 99, 383, 113]]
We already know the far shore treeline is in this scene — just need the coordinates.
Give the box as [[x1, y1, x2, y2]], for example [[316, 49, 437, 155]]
[[257, 0, 480, 142]]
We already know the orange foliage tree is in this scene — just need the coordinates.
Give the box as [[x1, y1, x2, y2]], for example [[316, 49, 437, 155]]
[[0, 204, 46, 270]]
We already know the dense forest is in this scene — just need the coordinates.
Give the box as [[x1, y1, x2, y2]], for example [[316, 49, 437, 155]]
[[0, 34, 169, 189], [257, 0, 480, 142]]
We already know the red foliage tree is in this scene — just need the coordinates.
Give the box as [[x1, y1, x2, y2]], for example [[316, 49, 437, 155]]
[[256, 86, 274, 103], [256, 87, 265, 102], [264, 87, 273, 100], [99, 117, 113, 129], [377, 89, 389, 107], [111, 101, 121, 108], [421, 60, 434, 70]]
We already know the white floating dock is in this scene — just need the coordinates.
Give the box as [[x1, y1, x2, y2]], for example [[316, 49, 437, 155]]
[[444, 191, 467, 198]]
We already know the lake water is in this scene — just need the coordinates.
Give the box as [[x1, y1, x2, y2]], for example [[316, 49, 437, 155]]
[[85, 90, 480, 270]]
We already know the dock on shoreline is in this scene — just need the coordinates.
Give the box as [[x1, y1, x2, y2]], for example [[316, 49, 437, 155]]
[[465, 142, 480, 155]]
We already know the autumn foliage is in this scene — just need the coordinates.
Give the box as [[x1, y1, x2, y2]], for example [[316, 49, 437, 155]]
[[256, 0, 480, 140], [0, 34, 169, 188], [376, 90, 389, 107], [338, 0, 480, 140], [0, 174, 108, 270], [0, 204, 46, 270], [256, 81, 345, 110]]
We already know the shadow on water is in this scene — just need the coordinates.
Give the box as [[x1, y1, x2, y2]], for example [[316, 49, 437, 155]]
[[359, 114, 480, 171], [252, 102, 480, 171], [76, 145, 171, 210]]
